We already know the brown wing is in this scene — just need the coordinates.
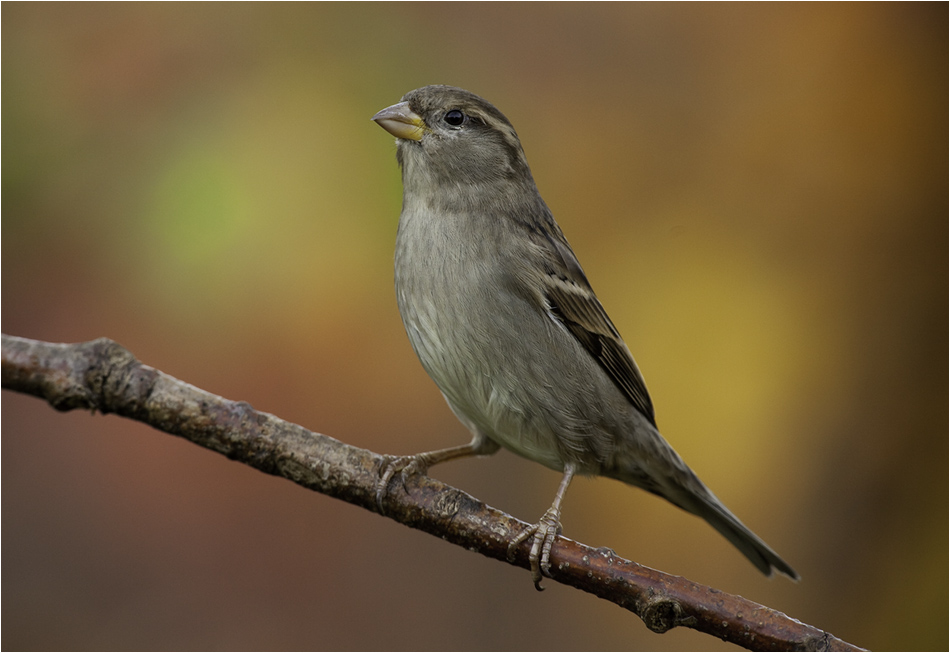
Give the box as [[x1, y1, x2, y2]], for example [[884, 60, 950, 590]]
[[540, 230, 656, 426]]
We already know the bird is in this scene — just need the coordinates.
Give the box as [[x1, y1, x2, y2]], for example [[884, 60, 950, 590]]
[[371, 84, 798, 588]]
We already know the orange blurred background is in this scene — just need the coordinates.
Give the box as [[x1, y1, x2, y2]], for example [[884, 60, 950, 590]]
[[3, 4, 946, 650]]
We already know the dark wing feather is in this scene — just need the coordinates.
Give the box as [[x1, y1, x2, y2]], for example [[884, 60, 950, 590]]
[[539, 230, 657, 426]]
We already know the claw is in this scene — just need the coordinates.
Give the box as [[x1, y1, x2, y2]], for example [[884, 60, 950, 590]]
[[506, 465, 575, 589], [507, 507, 562, 591], [375, 441, 487, 515], [375, 456, 396, 513], [376, 455, 429, 514]]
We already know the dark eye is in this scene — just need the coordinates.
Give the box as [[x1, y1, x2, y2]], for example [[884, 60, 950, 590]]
[[444, 109, 465, 126]]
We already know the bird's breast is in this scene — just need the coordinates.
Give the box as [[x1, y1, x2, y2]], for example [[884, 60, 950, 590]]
[[393, 205, 569, 466], [393, 204, 632, 473], [394, 206, 508, 386]]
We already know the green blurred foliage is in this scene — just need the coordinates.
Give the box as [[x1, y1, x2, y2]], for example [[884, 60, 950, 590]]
[[3, 4, 946, 651]]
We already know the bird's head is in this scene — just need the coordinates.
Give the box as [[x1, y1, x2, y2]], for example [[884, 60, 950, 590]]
[[373, 85, 537, 203]]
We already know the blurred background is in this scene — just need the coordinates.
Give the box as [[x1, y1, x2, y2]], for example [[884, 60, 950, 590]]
[[3, 4, 946, 650]]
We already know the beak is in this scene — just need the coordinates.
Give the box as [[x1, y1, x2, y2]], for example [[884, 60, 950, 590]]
[[372, 101, 426, 141]]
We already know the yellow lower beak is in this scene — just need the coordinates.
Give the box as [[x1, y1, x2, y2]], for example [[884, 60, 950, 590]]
[[372, 101, 426, 141]]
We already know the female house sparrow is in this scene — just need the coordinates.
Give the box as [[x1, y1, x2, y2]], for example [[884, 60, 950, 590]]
[[372, 85, 797, 588]]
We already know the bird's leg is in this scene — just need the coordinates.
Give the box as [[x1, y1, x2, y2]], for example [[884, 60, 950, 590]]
[[508, 463, 576, 590], [376, 435, 499, 513]]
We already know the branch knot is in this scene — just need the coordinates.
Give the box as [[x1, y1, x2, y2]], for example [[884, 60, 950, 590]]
[[641, 596, 695, 634]]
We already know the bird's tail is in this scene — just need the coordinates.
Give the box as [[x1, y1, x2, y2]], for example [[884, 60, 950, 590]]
[[607, 459, 799, 580], [680, 486, 799, 580]]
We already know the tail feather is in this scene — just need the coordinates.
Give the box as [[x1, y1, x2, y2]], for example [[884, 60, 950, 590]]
[[687, 490, 799, 580], [607, 459, 799, 580]]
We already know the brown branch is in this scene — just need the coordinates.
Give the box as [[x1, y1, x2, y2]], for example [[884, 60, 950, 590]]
[[1, 333, 863, 652]]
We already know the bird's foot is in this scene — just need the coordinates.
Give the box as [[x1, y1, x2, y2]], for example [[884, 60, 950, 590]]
[[507, 506, 563, 591], [375, 454, 430, 514]]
